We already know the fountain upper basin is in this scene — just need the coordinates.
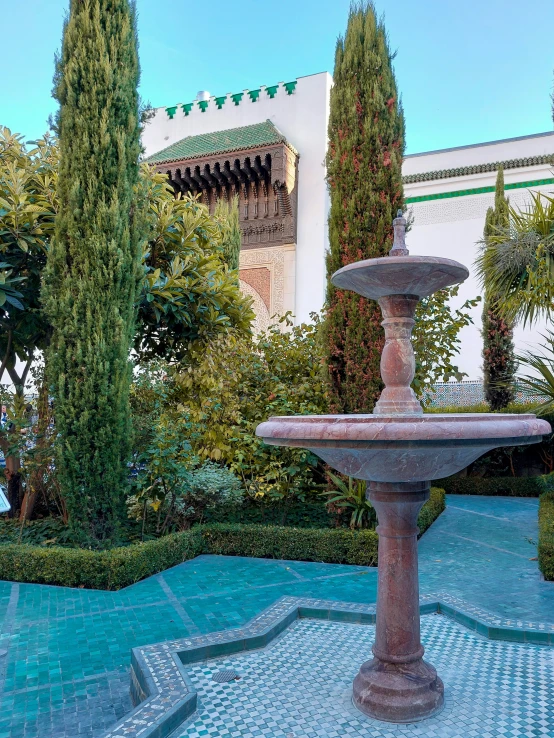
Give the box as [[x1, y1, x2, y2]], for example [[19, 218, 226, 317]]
[[256, 413, 551, 482], [331, 255, 469, 299]]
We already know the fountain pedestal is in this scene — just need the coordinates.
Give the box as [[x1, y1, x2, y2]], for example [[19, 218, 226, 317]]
[[256, 212, 551, 724], [353, 481, 443, 722]]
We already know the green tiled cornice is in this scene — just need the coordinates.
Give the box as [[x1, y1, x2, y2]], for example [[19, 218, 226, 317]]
[[164, 80, 297, 118], [403, 154, 554, 185], [405, 177, 554, 204], [145, 119, 298, 165]]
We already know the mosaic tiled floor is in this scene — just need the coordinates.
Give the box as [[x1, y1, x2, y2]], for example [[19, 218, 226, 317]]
[[1, 495, 553, 737], [181, 616, 554, 738]]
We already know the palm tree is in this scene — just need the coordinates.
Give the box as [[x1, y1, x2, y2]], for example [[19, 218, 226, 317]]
[[475, 190, 554, 413], [475, 191, 554, 326]]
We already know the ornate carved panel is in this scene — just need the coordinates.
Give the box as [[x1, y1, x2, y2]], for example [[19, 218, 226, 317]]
[[239, 247, 285, 318], [158, 142, 299, 250]]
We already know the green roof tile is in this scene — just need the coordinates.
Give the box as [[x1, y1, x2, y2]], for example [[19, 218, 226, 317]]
[[144, 120, 297, 165]]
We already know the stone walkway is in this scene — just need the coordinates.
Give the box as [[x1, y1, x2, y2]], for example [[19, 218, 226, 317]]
[[0, 495, 552, 738]]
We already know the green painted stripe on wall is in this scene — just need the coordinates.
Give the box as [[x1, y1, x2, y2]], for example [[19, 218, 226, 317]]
[[405, 177, 554, 204]]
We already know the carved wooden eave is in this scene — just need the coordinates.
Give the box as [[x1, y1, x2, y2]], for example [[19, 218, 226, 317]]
[[155, 141, 299, 250]]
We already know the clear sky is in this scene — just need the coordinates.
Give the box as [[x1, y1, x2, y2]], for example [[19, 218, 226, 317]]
[[2, 0, 553, 154]]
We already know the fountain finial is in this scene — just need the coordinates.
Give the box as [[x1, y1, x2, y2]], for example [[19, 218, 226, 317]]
[[390, 210, 409, 256]]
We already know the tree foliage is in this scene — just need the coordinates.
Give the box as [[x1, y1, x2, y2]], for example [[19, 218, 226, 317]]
[[214, 195, 241, 271], [136, 169, 252, 363], [324, 1, 405, 413], [167, 314, 329, 502], [0, 128, 57, 390], [481, 168, 516, 410], [475, 190, 554, 326], [43, 0, 143, 547], [412, 285, 481, 400]]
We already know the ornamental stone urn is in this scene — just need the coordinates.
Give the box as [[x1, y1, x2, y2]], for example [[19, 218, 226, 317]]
[[256, 212, 550, 723]]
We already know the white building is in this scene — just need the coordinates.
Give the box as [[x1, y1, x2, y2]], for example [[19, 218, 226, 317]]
[[405, 132, 554, 381], [143, 73, 554, 382], [143, 72, 332, 333]]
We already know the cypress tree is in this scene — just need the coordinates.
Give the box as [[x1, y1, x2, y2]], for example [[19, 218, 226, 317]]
[[215, 195, 241, 271], [44, 0, 142, 546], [325, 2, 405, 413], [482, 167, 516, 410]]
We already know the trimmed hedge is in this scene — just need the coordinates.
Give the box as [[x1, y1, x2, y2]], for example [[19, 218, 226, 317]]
[[0, 488, 445, 590], [201, 487, 445, 567], [0, 529, 204, 590], [201, 524, 379, 566], [203, 499, 342, 529], [436, 476, 548, 497], [539, 490, 554, 581]]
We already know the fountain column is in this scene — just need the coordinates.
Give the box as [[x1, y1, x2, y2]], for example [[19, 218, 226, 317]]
[[353, 481, 443, 722], [352, 212, 443, 721]]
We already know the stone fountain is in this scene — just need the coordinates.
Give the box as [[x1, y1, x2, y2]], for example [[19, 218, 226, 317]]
[[256, 212, 551, 724]]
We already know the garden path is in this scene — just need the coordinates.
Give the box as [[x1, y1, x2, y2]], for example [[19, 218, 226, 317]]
[[0, 495, 552, 738]]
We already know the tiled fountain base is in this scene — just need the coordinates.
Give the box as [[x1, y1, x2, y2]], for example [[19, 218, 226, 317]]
[[180, 615, 554, 738], [104, 595, 554, 738]]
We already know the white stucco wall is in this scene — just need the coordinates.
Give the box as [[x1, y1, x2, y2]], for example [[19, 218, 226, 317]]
[[405, 131, 554, 380], [142, 72, 332, 325]]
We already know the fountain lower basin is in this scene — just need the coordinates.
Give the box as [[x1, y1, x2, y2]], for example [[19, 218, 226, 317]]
[[255, 413, 550, 482]]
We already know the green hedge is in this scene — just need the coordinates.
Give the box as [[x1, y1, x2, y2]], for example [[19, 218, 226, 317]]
[[0, 529, 204, 590], [539, 490, 554, 581], [0, 488, 445, 590], [202, 487, 445, 566], [201, 524, 379, 566], [203, 500, 342, 528], [436, 476, 547, 497]]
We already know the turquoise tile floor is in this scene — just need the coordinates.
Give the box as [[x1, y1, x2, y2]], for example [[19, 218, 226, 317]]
[[0, 495, 552, 737]]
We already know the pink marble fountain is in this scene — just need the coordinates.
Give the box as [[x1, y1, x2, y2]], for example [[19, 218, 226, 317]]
[[256, 212, 551, 724]]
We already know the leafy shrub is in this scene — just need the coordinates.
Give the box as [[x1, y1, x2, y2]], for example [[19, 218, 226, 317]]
[[320, 472, 376, 529], [170, 314, 329, 503], [127, 403, 243, 536], [538, 488, 554, 581]]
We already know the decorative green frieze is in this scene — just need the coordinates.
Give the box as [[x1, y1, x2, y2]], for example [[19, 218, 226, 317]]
[[403, 154, 554, 185], [163, 79, 298, 120], [405, 177, 554, 204]]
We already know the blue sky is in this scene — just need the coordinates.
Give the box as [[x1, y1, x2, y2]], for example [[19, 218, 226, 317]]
[[2, 0, 553, 154]]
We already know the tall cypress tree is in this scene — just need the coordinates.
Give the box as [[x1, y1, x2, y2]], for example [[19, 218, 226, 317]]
[[482, 167, 516, 410], [325, 2, 405, 413], [44, 0, 142, 546]]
